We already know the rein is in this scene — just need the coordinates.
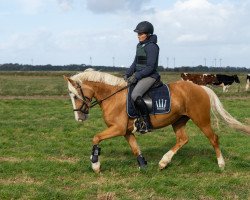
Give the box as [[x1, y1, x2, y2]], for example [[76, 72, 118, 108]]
[[73, 82, 130, 114], [90, 84, 130, 108]]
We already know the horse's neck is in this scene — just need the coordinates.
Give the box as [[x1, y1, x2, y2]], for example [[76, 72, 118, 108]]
[[90, 82, 120, 101]]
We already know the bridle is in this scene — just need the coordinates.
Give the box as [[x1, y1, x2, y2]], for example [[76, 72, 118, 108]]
[[71, 83, 92, 114], [71, 82, 129, 114]]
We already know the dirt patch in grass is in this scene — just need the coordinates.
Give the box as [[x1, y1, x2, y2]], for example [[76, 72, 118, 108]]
[[0, 176, 43, 185], [46, 156, 80, 164], [0, 95, 68, 100], [0, 157, 33, 163], [97, 192, 116, 200]]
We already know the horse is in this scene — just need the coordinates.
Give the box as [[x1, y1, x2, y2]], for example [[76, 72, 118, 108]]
[[64, 69, 250, 173]]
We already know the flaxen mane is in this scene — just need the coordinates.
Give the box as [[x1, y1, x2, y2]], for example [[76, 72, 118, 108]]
[[71, 68, 127, 87]]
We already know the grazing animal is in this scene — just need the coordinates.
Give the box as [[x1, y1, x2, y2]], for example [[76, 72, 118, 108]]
[[64, 69, 250, 173], [181, 73, 217, 85], [246, 74, 250, 91], [181, 73, 241, 92], [214, 74, 240, 92]]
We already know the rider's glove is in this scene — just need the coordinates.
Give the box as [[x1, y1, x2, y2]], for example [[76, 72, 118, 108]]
[[123, 75, 128, 81], [127, 73, 137, 84]]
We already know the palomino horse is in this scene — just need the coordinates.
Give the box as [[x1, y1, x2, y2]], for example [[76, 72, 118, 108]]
[[64, 69, 250, 173]]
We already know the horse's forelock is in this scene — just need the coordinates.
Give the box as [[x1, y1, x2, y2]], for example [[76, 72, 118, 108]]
[[67, 81, 82, 99]]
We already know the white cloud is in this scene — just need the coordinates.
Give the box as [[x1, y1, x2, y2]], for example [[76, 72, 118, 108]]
[[143, 0, 250, 67], [0, 28, 53, 51], [176, 34, 208, 43], [17, 0, 74, 14], [174, 0, 211, 10], [57, 0, 73, 11], [17, 0, 45, 14], [1, 0, 250, 67], [86, 0, 151, 14], [154, 0, 250, 46]]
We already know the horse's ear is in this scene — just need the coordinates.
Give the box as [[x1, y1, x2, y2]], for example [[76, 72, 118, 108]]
[[63, 75, 69, 82], [63, 75, 77, 87]]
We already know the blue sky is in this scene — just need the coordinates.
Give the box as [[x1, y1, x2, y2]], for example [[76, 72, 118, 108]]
[[0, 0, 250, 68]]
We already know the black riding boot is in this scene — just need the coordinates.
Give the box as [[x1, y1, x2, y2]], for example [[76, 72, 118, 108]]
[[134, 96, 152, 133]]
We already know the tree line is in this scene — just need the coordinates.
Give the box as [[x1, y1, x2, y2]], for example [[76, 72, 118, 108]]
[[0, 63, 249, 72]]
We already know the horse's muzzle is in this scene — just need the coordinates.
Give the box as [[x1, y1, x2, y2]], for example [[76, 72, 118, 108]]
[[76, 113, 88, 122]]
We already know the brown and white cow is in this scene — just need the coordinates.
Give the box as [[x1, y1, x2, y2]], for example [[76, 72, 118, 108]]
[[181, 73, 240, 92], [246, 74, 250, 91], [181, 73, 217, 85]]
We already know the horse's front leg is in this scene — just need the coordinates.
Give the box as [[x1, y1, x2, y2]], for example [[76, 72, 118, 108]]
[[124, 133, 147, 169], [90, 125, 125, 173]]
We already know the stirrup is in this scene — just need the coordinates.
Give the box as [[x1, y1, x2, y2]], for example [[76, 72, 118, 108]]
[[139, 121, 152, 134], [135, 118, 152, 134]]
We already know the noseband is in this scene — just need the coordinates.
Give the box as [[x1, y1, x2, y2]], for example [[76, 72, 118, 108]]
[[72, 83, 91, 114]]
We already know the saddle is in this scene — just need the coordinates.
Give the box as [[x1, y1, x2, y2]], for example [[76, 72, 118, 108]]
[[127, 82, 171, 118]]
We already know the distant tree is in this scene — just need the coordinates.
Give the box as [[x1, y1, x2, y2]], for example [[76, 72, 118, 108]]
[[0, 63, 249, 73]]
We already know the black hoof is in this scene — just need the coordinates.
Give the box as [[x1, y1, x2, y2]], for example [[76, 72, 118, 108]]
[[137, 155, 147, 169], [139, 164, 147, 171]]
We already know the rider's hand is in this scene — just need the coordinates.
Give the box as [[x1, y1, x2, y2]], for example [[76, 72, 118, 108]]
[[127, 74, 137, 84], [123, 75, 128, 81]]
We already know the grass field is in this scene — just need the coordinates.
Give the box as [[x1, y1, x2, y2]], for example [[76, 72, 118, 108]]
[[0, 71, 249, 199], [0, 71, 249, 97]]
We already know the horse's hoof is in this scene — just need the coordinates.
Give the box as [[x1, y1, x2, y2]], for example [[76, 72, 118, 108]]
[[217, 156, 225, 171], [92, 161, 101, 173], [158, 161, 168, 170], [219, 164, 225, 171], [159, 164, 166, 170], [139, 164, 147, 171]]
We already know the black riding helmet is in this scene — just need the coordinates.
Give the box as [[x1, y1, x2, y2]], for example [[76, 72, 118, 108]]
[[134, 21, 154, 34]]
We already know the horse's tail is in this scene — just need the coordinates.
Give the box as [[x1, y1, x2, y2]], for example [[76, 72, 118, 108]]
[[201, 86, 250, 135]]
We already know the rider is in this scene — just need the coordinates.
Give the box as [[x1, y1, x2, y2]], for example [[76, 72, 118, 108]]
[[125, 21, 160, 133]]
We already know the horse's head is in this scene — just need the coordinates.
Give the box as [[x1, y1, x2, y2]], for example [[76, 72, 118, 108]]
[[64, 75, 94, 122]]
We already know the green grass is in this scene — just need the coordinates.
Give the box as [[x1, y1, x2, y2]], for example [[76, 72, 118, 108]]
[[0, 71, 249, 199], [0, 71, 249, 97], [0, 99, 249, 199], [0, 74, 66, 96]]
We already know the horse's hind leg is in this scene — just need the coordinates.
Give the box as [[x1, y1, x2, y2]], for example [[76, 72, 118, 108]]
[[159, 116, 189, 170], [198, 124, 225, 170]]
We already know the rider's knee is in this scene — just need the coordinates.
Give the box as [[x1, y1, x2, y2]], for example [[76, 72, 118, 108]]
[[131, 93, 139, 102]]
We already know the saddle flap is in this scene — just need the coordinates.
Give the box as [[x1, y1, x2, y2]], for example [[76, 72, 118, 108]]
[[127, 84, 171, 118]]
